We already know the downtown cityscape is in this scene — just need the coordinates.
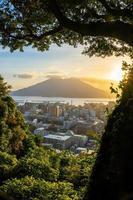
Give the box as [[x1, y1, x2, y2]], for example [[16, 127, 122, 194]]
[[16, 99, 115, 153]]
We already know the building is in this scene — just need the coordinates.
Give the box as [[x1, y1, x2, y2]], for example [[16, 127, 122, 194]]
[[63, 120, 76, 129], [73, 120, 89, 135], [43, 130, 88, 150], [73, 134, 88, 147], [34, 127, 45, 136], [48, 104, 61, 117], [89, 109, 96, 121], [44, 134, 72, 150]]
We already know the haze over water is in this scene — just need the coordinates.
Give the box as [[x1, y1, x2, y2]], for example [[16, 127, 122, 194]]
[[12, 96, 115, 106]]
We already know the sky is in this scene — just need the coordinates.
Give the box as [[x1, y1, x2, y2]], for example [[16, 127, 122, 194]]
[[0, 44, 130, 90]]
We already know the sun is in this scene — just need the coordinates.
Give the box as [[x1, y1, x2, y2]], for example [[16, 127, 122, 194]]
[[109, 65, 123, 81]]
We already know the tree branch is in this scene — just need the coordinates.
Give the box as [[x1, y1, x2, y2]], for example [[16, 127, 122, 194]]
[[49, 0, 133, 46], [3, 25, 63, 41]]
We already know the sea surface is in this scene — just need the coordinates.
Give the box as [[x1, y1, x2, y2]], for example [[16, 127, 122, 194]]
[[12, 96, 116, 106]]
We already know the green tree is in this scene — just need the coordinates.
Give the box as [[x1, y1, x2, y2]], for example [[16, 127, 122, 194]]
[[0, 176, 79, 200], [0, 151, 18, 183], [14, 157, 59, 181], [0, 77, 35, 157], [59, 151, 95, 191], [0, 76, 11, 97]]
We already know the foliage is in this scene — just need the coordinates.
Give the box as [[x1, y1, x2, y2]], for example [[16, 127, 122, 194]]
[[0, 176, 79, 200], [13, 154, 59, 181], [0, 151, 18, 182], [0, 0, 132, 57], [0, 76, 11, 97], [0, 76, 36, 157], [0, 145, 96, 200], [110, 61, 133, 103], [86, 130, 101, 141], [59, 151, 95, 189]]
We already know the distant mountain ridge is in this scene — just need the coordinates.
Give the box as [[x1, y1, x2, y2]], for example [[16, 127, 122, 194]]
[[12, 78, 108, 98]]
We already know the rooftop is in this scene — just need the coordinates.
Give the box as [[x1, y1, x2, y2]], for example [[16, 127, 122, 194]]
[[35, 127, 44, 131], [44, 134, 71, 141]]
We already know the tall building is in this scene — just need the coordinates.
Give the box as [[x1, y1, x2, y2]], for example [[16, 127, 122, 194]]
[[48, 104, 61, 117]]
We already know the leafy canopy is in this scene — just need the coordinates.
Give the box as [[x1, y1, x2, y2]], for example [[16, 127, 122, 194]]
[[0, 75, 35, 157], [0, 146, 96, 200], [0, 0, 133, 57]]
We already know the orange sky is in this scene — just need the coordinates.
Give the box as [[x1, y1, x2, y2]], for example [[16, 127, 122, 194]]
[[0, 45, 131, 90]]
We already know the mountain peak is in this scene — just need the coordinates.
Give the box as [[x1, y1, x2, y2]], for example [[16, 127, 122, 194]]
[[12, 78, 108, 98]]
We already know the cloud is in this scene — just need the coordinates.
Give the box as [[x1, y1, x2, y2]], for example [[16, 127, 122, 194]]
[[13, 73, 33, 79], [44, 70, 65, 79], [45, 75, 63, 79], [13, 70, 64, 80], [46, 71, 60, 75]]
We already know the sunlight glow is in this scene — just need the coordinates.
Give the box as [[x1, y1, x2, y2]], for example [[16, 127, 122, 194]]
[[109, 65, 122, 81]]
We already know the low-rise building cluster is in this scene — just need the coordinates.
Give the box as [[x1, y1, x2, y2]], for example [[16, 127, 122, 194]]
[[17, 100, 115, 153]]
